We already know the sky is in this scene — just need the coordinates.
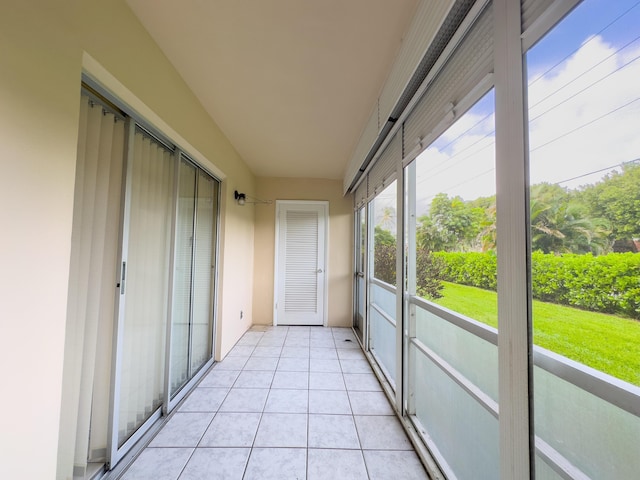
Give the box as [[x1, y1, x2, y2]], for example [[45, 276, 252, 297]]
[[397, 0, 640, 217]]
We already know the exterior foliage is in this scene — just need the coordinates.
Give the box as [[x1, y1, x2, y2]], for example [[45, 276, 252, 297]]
[[374, 226, 444, 298], [578, 163, 640, 241], [433, 251, 640, 319], [371, 165, 638, 314], [415, 247, 445, 299]]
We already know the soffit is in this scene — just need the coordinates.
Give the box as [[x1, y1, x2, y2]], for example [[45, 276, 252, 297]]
[[126, 0, 421, 179]]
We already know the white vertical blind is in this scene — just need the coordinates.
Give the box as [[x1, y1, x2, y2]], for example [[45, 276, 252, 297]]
[[64, 94, 125, 470], [118, 130, 175, 446]]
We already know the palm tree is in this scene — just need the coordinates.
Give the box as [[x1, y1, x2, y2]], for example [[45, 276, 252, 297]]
[[530, 183, 610, 254]]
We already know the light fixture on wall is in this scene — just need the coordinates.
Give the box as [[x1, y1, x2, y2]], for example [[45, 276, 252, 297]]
[[234, 190, 246, 205], [234, 190, 272, 206]]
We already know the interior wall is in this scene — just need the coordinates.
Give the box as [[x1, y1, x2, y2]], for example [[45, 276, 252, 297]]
[[253, 177, 354, 327], [0, 2, 255, 479]]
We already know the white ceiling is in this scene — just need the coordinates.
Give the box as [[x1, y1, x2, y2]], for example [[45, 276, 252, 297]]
[[126, 0, 419, 180]]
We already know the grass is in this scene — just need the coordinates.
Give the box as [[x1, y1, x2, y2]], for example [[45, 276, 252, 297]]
[[432, 282, 640, 386]]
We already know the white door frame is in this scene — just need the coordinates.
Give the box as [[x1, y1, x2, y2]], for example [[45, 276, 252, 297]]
[[273, 200, 329, 326]]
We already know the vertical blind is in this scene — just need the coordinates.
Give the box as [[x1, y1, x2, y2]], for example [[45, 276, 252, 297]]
[[67, 84, 222, 471], [118, 130, 175, 446], [66, 94, 125, 470]]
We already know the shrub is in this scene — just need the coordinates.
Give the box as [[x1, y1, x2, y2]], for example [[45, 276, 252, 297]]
[[430, 250, 640, 318], [416, 247, 445, 299], [373, 243, 396, 285], [530, 251, 640, 318], [433, 251, 497, 291]]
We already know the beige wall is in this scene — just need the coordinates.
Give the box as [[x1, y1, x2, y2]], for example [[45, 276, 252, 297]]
[[0, 2, 255, 478], [253, 177, 354, 327]]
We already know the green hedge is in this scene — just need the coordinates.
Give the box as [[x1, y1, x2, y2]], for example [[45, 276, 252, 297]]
[[432, 251, 640, 319], [433, 251, 497, 290]]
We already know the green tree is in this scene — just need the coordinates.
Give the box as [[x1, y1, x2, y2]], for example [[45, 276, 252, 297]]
[[530, 183, 610, 254], [373, 226, 396, 285], [417, 193, 484, 252], [415, 247, 445, 299], [579, 162, 640, 241]]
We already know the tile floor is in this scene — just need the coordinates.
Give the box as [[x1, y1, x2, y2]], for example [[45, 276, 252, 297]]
[[120, 326, 429, 480]]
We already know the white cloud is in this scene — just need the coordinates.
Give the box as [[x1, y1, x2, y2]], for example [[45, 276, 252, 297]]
[[412, 33, 640, 215], [528, 35, 640, 187]]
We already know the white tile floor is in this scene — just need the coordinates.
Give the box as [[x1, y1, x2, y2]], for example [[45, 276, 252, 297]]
[[120, 326, 429, 480]]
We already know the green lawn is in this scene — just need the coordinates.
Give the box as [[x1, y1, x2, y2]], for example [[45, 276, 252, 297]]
[[433, 282, 640, 386]]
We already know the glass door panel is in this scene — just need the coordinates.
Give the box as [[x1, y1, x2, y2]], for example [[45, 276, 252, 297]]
[[369, 181, 398, 386], [170, 159, 196, 395], [116, 130, 175, 448], [406, 89, 498, 479], [525, 2, 640, 477], [354, 205, 366, 343], [190, 170, 217, 373]]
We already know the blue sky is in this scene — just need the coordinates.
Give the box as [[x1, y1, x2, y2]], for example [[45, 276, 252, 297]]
[[527, 0, 640, 79], [407, 0, 640, 210], [372, 0, 640, 217]]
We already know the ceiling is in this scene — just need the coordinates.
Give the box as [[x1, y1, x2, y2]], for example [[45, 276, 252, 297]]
[[126, 0, 419, 180]]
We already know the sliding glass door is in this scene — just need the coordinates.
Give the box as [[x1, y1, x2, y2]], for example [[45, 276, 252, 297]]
[[170, 158, 218, 398], [171, 159, 197, 395], [354, 205, 367, 344], [71, 85, 221, 473], [190, 170, 217, 371], [111, 128, 175, 462], [368, 180, 398, 388], [107, 127, 220, 466]]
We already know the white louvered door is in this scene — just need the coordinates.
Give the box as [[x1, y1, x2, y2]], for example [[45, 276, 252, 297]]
[[275, 201, 328, 326]]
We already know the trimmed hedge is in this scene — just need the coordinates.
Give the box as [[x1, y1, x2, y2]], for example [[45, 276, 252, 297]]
[[433, 251, 497, 290], [432, 251, 640, 319]]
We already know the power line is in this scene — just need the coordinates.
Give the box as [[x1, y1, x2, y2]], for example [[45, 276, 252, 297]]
[[529, 52, 640, 123], [528, 0, 640, 86], [412, 11, 640, 191], [529, 34, 640, 110], [417, 167, 496, 204], [417, 143, 494, 188], [418, 49, 639, 180], [531, 97, 640, 153], [417, 136, 495, 185], [417, 86, 638, 188], [555, 157, 640, 185], [416, 39, 640, 183], [435, 110, 494, 153]]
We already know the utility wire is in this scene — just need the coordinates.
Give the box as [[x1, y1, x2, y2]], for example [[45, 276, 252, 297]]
[[530, 52, 640, 123], [529, 34, 640, 110], [531, 97, 640, 153], [436, 111, 494, 153], [420, 57, 639, 180], [413, 8, 640, 190], [555, 157, 640, 185], [416, 140, 494, 187], [528, 0, 640, 86]]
